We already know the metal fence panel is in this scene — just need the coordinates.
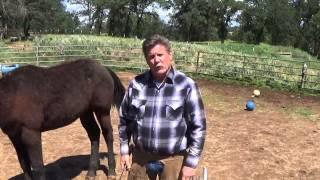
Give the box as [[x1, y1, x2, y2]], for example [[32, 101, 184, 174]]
[[0, 45, 319, 92]]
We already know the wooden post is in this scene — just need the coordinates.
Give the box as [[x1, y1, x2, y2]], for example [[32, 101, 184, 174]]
[[242, 56, 246, 78], [196, 51, 201, 73], [36, 45, 39, 66], [60, 45, 65, 62], [300, 62, 308, 89]]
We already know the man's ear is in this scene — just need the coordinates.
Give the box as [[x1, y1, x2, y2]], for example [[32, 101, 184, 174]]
[[169, 50, 173, 58], [169, 51, 175, 66]]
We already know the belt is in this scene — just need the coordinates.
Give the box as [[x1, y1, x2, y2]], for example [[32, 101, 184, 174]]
[[132, 147, 186, 164], [133, 147, 186, 157]]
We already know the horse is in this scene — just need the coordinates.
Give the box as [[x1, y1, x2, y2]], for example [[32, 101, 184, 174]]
[[0, 59, 126, 180]]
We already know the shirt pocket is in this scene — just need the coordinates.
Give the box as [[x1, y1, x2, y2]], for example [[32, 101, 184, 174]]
[[166, 99, 184, 121], [131, 98, 146, 121]]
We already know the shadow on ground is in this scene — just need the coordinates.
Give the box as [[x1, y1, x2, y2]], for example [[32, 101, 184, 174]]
[[9, 153, 111, 180]]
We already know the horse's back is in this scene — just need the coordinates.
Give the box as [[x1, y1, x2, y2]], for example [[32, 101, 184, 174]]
[[3, 59, 111, 92], [0, 59, 116, 131]]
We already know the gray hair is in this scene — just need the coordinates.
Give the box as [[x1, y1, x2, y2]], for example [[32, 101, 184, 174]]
[[142, 34, 171, 58]]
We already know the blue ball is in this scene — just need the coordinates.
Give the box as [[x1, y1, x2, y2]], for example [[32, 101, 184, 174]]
[[246, 100, 256, 111]]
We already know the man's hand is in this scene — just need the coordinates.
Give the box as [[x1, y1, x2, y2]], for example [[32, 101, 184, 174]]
[[120, 154, 131, 171], [181, 166, 196, 180]]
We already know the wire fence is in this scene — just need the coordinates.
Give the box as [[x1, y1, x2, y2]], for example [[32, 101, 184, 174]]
[[0, 44, 319, 92]]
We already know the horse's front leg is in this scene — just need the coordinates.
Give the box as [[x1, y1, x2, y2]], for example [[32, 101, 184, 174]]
[[80, 111, 101, 180], [8, 135, 32, 180], [21, 127, 45, 180]]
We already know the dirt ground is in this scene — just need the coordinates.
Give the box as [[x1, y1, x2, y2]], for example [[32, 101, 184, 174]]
[[1, 72, 320, 180]]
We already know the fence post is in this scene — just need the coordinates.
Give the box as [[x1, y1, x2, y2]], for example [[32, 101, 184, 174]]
[[196, 51, 201, 73], [36, 45, 39, 66], [140, 53, 144, 73], [242, 56, 246, 78], [59, 44, 65, 61], [300, 62, 308, 89]]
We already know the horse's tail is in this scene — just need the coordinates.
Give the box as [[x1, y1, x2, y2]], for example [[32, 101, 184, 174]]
[[107, 68, 126, 111]]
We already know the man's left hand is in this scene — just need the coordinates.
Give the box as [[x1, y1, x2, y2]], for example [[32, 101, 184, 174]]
[[181, 166, 196, 180]]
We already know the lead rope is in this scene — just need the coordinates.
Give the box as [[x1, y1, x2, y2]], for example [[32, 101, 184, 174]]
[[119, 169, 125, 180], [119, 164, 130, 180]]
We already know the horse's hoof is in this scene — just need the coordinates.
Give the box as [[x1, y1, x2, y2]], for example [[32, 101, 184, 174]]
[[85, 175, 95, 180]]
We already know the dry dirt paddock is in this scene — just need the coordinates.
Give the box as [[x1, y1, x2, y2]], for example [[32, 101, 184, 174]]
[[1, 72, 320, 180]]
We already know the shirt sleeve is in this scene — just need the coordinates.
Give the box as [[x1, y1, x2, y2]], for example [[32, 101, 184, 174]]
[[118, 85, 132, 155], [184, 82, 206, 168]]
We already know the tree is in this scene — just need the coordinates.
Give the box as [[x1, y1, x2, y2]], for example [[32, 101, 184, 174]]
[[237, 0, 268, 44], [92, 0, 109, 34], [0, 0, 27, 37], [170, 0, 240, 42], [170, 0, 216, 41], [291, 0, 320, 56], [105, 0, 169, 38], [264, 0, 296, 45], [215, 0, 241, 43], [68, 0, 96, 30], [238, 0, 296, 46], [128, 0, 169, 38], [309, 11, 320, 58], [0, 0, 78, 38]]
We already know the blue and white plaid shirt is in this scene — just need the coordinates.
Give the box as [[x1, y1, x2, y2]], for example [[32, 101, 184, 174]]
[[119, 67, 206, 168]]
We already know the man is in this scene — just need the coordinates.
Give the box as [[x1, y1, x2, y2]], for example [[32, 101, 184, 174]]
[[119, 34, 206, 179]]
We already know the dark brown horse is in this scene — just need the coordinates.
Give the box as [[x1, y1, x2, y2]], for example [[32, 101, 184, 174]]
[[0, 59, 125, 180]]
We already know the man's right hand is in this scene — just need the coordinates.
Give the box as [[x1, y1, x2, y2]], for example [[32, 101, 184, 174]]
[[120, 154, 131, 171]]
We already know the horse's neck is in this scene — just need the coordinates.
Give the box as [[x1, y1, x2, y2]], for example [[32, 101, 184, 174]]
[[0, 79, 11, 107], [0, 82, 10, 129], [0, 79, 8, 96], [0, 86, 5, 128], [0, 80, 4, 97]]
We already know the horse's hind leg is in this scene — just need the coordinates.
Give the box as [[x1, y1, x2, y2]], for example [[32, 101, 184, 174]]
[[80, 111, 101, 179], [95, 109, 116, 177], [9, 135, 32, 180]]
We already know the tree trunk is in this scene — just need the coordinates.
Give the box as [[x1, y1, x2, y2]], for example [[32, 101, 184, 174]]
[[136, 12, 144, 38], [23, 15, 30, 38], [124, 11, 131, 37], [94, 6, 103, 35]]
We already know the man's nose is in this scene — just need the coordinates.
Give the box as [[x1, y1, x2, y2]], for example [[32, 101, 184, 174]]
[[154, 56, 161, 63]]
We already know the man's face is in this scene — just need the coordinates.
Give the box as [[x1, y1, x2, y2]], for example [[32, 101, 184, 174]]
[[146, 44, 172, 81]]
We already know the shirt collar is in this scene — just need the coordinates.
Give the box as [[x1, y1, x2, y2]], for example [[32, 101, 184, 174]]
[[146, 66, 175, 85]]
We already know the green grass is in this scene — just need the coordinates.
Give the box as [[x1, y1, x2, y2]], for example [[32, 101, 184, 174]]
[[192, 40, 315, 61], [284, 106, 318, 120], [34, 34, 142, 48], [293, 107, 315, 116]]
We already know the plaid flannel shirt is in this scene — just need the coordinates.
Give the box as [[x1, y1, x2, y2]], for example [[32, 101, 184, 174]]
[[119, 67, 206, 168]]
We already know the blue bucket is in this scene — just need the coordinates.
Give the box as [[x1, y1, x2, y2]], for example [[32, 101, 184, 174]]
[[1, 64, 20, 75]]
